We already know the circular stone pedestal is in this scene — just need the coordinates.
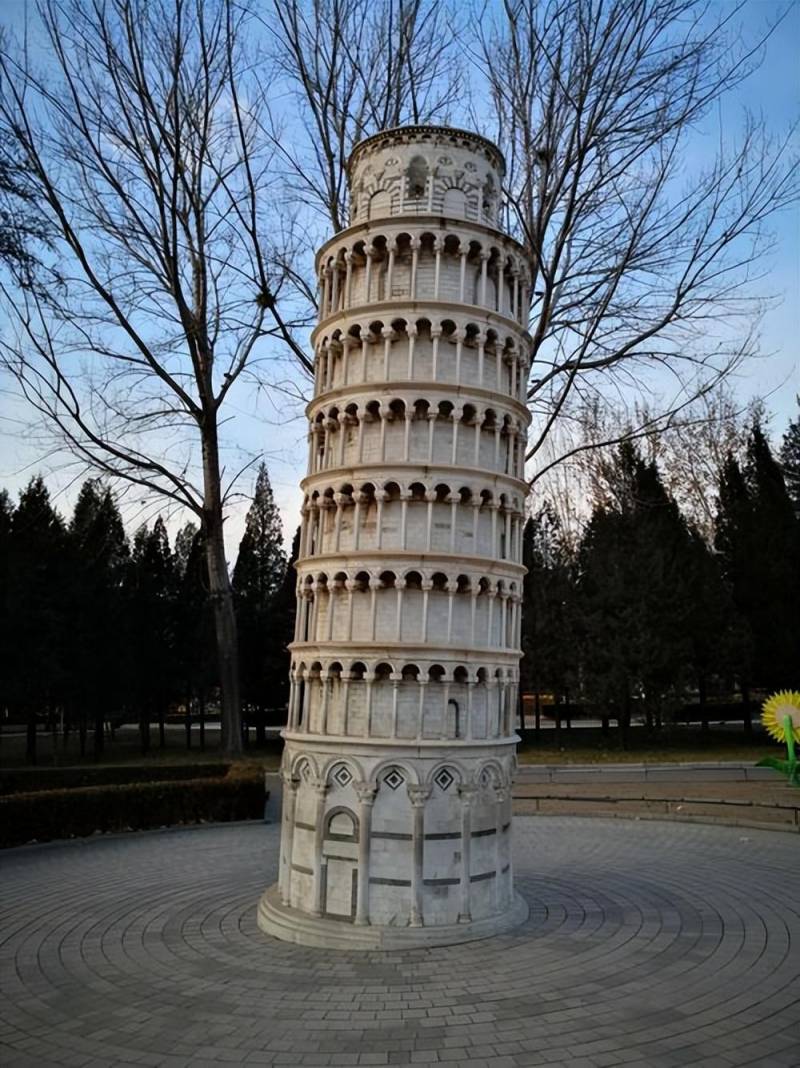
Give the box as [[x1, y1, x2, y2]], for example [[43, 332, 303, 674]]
[[257, 882, 529, 950]]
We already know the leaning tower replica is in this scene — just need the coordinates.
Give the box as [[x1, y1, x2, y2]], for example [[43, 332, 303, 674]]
[[258, 126, 532, 948]]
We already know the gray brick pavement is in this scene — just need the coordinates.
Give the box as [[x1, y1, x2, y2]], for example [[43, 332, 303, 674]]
[[0, 817, 797, 1067]]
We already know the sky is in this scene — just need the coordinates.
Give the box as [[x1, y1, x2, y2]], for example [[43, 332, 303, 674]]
[[0, 0, 797, 558]]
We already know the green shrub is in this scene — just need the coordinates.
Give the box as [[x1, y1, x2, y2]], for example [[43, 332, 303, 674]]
[[0, 762, 230, 796], [1, 769, 265, 848]]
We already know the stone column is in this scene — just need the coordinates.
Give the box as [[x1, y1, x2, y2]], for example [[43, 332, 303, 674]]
[[449, 493, 459, 552], [333, 493, 345, 551], [279, 772, 300, 905], [319, 673, 331, 735], [479, 250, 490, 306], [363, 672, 375, 736], [416, 679, 428, 739], [325, 584, 335, 641], [494, 785, 508, 908], [344, 251, 353, 308], [311, 780, 329, 916], [322, 266, 331, 317], [353, 492, 363, 550], [341, 673, 351, 734], [446, 580, 456, 641], [426, 414, 437, 464], [386, 241, 396, 294], [410, 236, 420, 298], [394, 578, 406, 641], [425, 490, 436, 549], [382, 326, 393, 380], [375, 489, 386, 549], [459, 248, 468, 301], [458, 785, 478, 923], [354, 781, 377, 925], [454, 328, 465, 383], [487, 588, 496, 647], [346, 579, 356, 640], [433, 237, 442, 298], [421, 579, 432, 642], [369, 577, 380, 640], [407, 322, 417, 379], [390, 675, 400, 738], [364, 244, 373, 302], [400, 492, 410, 546], [407, 784, 432, 926], [431, 325, 441, 378]]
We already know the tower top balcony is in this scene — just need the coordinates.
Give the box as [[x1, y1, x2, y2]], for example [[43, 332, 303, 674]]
[[348, 125, 506, 230]]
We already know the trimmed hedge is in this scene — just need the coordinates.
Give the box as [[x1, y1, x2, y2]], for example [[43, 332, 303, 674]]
[[0, 762, 229, 796], [1, 770, 265, 848]]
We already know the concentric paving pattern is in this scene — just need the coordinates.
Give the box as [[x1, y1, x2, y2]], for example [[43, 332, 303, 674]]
[[1, 817, 798, 1068]]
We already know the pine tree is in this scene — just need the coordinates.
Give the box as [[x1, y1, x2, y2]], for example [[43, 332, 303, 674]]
[[125, 517, 178, 752], [715, 425, 800, 692], [6, 477, 68, 763], [68, 481, 129, 757], [779, 399, 800, 515], [233, 463, 288, 742], [520, 505, 577, 736], [174, 521, 199, 578], [233, 464, 287, 606], [577, 444, 694, 742], [175, 524, 216, 749]]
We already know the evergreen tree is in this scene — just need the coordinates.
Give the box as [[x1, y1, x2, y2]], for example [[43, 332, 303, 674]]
[[68, 481, 129, 756], [233, 464, 288, 741], [125, 517, 178, 751], [174, 521, 199, 578], [520, 505, 577, 733], [779, 399, 800, 515], [175, 524, 216, 749], [233, 464, 287, 605], [0, 489, 14, 732], [577, 444, 694, 740], [6, 477, 68, 763], [716, 424, 800, 691]]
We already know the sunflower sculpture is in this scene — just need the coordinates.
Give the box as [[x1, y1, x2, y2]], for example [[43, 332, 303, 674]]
[[758, 691, 800, 785]]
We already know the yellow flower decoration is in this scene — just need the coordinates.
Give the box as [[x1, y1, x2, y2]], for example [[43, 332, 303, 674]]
[[761, 691, 800, 744]]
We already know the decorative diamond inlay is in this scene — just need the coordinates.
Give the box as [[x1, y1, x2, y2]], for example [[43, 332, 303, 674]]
[[383, 768, 405, 791], [332, 765, 352, 788], [479, 769, 491, 788], [434, 768, 455, 792]]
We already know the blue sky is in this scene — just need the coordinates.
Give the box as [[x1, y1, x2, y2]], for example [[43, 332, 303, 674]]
[[0, 0, 797, 554]]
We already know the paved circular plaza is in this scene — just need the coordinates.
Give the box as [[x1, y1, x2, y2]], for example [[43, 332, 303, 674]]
[[1, 817, 798, 1068]]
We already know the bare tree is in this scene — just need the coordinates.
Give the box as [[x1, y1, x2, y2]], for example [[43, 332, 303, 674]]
[[260, 0, 462, 234], [474, 0, 798, 480], [0, 0, 313, 755], [539, 385, 765, 543]]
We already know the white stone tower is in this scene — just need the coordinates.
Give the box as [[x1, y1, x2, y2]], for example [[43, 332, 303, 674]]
[[258, 125, 532, 949]]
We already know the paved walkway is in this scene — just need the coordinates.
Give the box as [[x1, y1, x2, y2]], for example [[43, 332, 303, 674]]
[[1, 818, 798, 1068]]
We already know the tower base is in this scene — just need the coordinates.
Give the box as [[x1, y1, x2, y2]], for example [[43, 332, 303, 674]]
[[257, 883, 529, 950]]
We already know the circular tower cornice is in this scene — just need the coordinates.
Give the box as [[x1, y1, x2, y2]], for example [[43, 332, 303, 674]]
[[348, 125, 506, 177]]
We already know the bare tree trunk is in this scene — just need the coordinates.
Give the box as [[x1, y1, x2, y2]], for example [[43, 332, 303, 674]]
[[203, 433, 242, 757]]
